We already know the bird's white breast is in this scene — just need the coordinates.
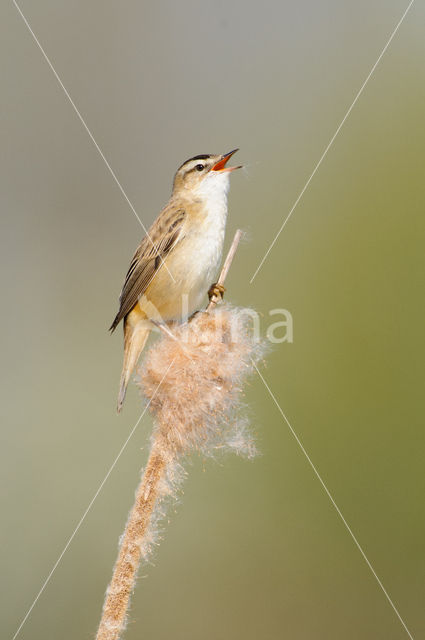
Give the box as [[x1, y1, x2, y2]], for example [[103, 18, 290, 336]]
[[167, 172, 231, 319]]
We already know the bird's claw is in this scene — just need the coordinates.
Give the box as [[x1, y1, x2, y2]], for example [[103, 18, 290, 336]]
[[208, 283, 226, 301]]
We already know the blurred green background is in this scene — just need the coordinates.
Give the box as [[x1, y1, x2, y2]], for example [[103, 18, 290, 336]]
[[1, 1, 424, 638]]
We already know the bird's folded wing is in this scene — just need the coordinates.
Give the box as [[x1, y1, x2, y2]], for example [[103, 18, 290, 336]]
[[109, 207, 186, 331]]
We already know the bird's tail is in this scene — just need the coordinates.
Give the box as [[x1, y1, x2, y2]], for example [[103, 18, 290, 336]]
[[117, 321, 150, 412]]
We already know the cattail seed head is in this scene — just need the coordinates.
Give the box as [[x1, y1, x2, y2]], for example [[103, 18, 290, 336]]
[[96, 305, 265, 640], [140, 305, 265, 459]]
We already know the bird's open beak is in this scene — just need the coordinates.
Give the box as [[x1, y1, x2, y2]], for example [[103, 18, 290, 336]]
[[212, 148, 242, 172]]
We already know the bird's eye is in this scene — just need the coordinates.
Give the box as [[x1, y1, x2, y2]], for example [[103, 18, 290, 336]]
[[195, 164, 205, 172]]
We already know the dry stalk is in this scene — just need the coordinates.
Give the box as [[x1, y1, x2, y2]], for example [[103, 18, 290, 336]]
[[96, 230, 262, 640], [207, 228, 242, 310], [96, 447, 166, 640]]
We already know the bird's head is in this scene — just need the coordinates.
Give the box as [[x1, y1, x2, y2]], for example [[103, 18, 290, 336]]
[[172, 149, 241, 197]]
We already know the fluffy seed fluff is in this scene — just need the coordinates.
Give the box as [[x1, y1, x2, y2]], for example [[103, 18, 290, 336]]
[[96, 305, 266, 640], [142, 304, 264, 458]]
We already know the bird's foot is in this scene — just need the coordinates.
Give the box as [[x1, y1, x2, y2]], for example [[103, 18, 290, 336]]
[[208, 282, 226, 302]]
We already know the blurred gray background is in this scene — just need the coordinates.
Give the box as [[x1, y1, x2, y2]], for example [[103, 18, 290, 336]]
[[1, 1, 424, 638]]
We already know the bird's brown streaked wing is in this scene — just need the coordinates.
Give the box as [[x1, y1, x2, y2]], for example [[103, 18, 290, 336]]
[[109, 207, 186, 331]]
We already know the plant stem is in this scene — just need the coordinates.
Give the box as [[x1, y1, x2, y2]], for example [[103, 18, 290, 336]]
[[207, 229, 243, 311], [96, 447, 167, 640]]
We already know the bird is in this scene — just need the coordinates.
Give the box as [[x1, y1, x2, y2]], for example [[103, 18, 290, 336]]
[[110, 149, 242, 412]]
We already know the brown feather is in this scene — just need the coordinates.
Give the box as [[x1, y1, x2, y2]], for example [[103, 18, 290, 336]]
[[110, 205, 186, 331]]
